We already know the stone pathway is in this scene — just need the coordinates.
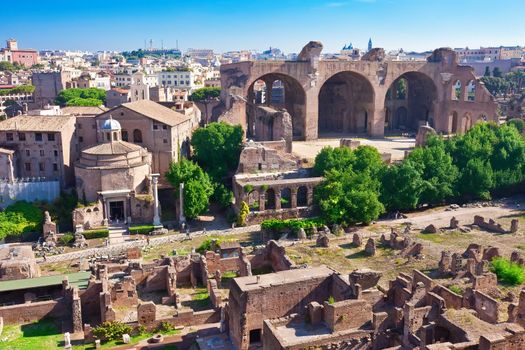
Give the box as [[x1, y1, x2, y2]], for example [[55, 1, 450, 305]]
[[38, 224, 261, 263]]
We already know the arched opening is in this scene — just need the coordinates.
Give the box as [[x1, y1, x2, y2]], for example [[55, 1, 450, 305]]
[[462, 113, 472, 133], [251, 80, 267, 105], [318, 71, 375, 135], [451, 111, 459, 133], [452, 80, 462, 100], [466, 80, 476, 102], [297, 186, 308, 207], [133, 129, 143, 143], [122, 130, 129, 141], [248, 190, 260, 212], [265, 189, 276, 210], [280, 188, 292, 209], [271, 80, 285, 106], [247, 74, 306, 140], [384, 72, 437, 134]]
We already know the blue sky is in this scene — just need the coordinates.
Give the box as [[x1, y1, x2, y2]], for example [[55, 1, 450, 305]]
[[3, 0, 524, 53]]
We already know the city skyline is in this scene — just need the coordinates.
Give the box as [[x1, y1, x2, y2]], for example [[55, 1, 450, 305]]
[[2, 0, 524, 53]]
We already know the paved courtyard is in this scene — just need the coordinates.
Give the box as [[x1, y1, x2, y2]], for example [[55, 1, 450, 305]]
[[292, 135, 415, 161]]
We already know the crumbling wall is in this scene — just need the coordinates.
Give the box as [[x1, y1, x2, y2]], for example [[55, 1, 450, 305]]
[[323, 299, 372, 332]]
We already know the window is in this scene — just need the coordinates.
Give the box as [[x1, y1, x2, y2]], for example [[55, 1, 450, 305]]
[[92, 124, 96, 129], [25, 163, 31, 171], [77, 123, 82, 129], [122, 130, 128, 141], [153, 125, 158, 130], [35, 133, 43, 141], [53, 163, 58, 171], [54, 150, 58, 157], [79, 136, 84, 143], [162, 125, 167, 130], [6, 133, 13, 141], [133, 129, 142, 143], [39, 163, 45, 171], [39, 150, 45, 157], [163, 139, 167, 143], [18, 132, 26, 141], [25, 150, 30, 156]]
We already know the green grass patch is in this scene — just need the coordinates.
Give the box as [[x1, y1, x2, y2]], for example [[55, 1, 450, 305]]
[[0, 319, 62, 350], [490, 257, 525, 286], [190, 288, 211, 310]]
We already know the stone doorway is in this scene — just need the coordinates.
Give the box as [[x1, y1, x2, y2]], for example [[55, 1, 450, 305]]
[[109, 200, 125, 222]]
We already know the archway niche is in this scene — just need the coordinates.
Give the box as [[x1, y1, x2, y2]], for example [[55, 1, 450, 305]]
[[318, 71, 375, 135], [280, 188, 292, 209], [297, 186, 308, 207], [265, 189, 276, 210], [384, 72, 437, 133], [246, 74, 306, 140]]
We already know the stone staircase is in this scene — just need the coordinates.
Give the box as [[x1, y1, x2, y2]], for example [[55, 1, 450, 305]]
[[108, 223, 127, 245]]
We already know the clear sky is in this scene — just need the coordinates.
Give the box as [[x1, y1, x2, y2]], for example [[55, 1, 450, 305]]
[[2, 0, 524, 53]]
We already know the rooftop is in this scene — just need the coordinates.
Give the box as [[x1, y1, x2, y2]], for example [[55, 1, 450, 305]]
[[119, 100, 190, 127], [233, 266, 333, 292], [81, 140, 144, 156], [0, 271, 91, 292], [0, 115, 75, 132], [61, 106, 108, 116]]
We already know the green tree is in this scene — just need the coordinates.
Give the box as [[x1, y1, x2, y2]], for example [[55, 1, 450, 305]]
[[315, 170, 384, 225], [55, 87, 106, 106], [484, 66, 491, 77], [313, 146, 355, 176], [407, 137, 458, 204], [191, 122, 243, 182], [381, 161, 423, 211], [480, 76, 509, 96], [212, 183, 233, 209], [165, 159, 214, 219], [457, 158, 494, 200], [190, 87, 221, 101], [493, 67, 503, 78], [66, 97, 103, 106]]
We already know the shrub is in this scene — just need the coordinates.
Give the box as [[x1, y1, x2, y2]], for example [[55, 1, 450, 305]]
[[237, 201, 249, 227], [135, 325, 147, 335], [490, 257, 525, 286], [59, 233, 74, 246], [129, 225, 155, 235], [93, 321, 133, 341], [448, 285, 464, 295], [508, 118, 525, 133], [261, 218, 323, 237], [0, 201, 43, 241], [327, 296, 335, 304], [157, 321, 175, 333], [83, 229, 109, 240], [196, 238, 219, 254]]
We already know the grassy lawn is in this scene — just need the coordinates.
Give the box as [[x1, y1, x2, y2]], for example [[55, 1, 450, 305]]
[[0, 319, 179, 350], [0, 319, 63, 350]]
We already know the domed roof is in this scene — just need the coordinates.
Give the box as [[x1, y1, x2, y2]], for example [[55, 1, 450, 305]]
[[101, 117, 121, 130]]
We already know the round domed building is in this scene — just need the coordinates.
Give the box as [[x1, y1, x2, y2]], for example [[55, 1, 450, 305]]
[[74, 117, 161, 227]]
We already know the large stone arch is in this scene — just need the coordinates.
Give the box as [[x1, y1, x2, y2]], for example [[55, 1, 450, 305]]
[[318, 71, 375, 135], [384, 71, 438, 133], [246, 73, 306, 140]]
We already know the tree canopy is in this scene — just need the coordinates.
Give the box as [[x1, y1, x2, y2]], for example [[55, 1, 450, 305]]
[[190, 87, 221, 102], [0, 201, 43, 240], [55, 87, 106, 106], [313, 122, 525, 225], [165, 158, 214, 219], [0, 85, 35, 96], [191, 122, 243, 182]]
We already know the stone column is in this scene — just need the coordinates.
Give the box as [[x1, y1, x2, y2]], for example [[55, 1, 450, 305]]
[[264, 78, 273, 105], [304, 87, 319, 141], [102, 198, 109, 226], [275, 190, 282, 210], [291, 188, 298, 209], [307, 187, 314, 206], [151, 174, 161, 227], [179, 182, 185, 225], [259, 192, 265, 211]]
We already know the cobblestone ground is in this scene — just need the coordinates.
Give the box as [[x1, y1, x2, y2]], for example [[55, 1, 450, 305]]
[[39, 224, 261, 263]]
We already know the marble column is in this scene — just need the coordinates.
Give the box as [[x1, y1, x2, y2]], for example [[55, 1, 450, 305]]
[[152, 174, 161, 227], [179, 182, 186, 225], [291, 188, 298, 209]]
